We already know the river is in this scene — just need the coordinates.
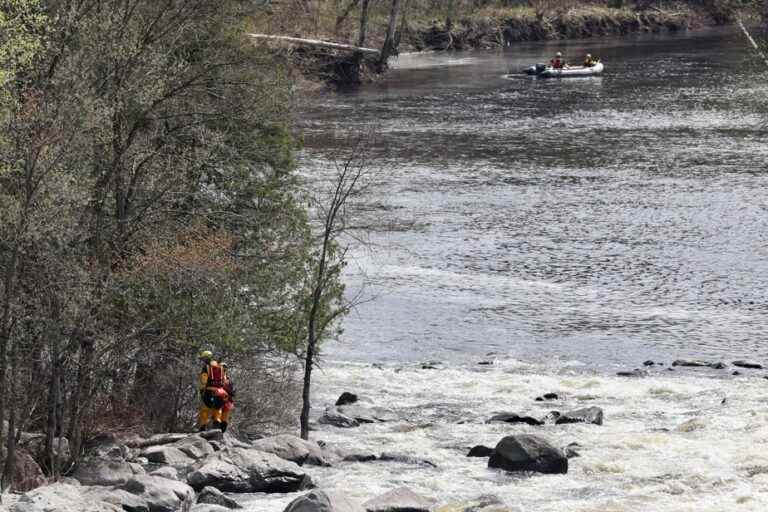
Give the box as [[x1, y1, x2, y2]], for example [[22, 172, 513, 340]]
[[241, 28, 768, 512]]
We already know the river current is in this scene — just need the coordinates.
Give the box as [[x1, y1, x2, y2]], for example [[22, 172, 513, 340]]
[[299, 28, 768, 368], [242, 29, 768, 512]]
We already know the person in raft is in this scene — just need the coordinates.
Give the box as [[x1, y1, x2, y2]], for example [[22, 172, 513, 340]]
[[550, 52, 565, 69], [197, 350, 230, 432], [583, 54, 598, 67]]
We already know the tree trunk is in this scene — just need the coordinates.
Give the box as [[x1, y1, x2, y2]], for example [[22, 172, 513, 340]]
[[67, 335, 95, 462], [379, 0, 403, 68], [335, 0, 360, 35], [357, 0, 371, 48], [1, 339, 17, 492], [446, 0, 455, 32]]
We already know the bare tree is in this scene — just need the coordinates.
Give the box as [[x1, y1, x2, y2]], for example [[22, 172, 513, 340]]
[[379, 0, 403, 68], [299, 134, 373, 440]]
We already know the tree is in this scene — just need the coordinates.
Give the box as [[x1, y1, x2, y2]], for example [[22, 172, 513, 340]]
[[1, 0, 315, 481], [299, 134, 371, 440], [379, 0, 403, 68]]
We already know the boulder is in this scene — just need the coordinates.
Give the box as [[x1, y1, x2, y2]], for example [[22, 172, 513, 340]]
[[82, 487, 150, 512], [733, 360, 763, 369], [10, 483, 123, 512], [534, 393, 559, 402], [642, 360, 656, 366], [73, 457, 145, 486], [186, 447, 313, 493], [488, 435, 568, 475], [84, 433, 131, 460], [363, 487, 435, 512], [197, 486, 242, 509], [336, 405, 398, 424], [251, 435, 329, 466], [173, 436, 216, 461], [149, 466, 179, 480], [335, 393, 359, 406], [0, 448, 45, 492], [284, 490, 364, 512], [466, 446, 494, 458], [319, 408, 359, 428], [191, 506, 231, 512], [140, 445, 195, 466], [121, 475, 195, 512], [21, 436, 71, 468], [486, 413, 542, 426], [555, 407, 604, 426]]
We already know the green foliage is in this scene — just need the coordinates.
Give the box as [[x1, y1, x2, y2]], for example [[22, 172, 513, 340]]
[[0, 0, 342, 441]]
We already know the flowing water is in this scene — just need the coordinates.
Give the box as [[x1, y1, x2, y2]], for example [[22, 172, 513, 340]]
[[243, 29, 768, 511]]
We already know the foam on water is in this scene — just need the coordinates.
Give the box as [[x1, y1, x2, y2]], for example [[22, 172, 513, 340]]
[[239, 359, 768, 512]]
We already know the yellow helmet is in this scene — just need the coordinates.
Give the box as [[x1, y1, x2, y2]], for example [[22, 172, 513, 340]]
[[199, 350, 213, 361]]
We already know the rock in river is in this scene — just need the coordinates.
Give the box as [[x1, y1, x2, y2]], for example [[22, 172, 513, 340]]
[[251, 434, 329, 467], [335, 392, 359, 406], [732, 360, 763, 369], [364, 487, 436, 512], [284, 490, 364, 512], [486, 413, 543, 426], [488, 435, 568, 475], [186, 447, 313, 493], [466, 445, 494, 458], [555, 407, 604, 426]]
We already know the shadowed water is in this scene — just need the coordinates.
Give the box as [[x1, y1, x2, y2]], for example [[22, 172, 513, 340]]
[[298, 28, 768, 370]]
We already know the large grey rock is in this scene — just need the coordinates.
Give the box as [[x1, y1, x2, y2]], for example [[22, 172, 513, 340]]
[[85, 433, 132, 460], [149, 466, 179, 481], [191, 506, 230, 512], [319, 408, 359, 428], [251, 435, 329, 467], [197, 486, 242, 509], [335, 393, 359, 406], [140, 445, 195, 466], [363, 487, 435, 512], [488, 435, 567, 475], [10, 483, 123, 512], [555, 407, 604, 426], [0, 448, 45, 492], [186, 447, 313, 493], [173, 436, 215, 461], [82, 487, 150, 512], [72, 457, 143, 486], [284, 490, 364, 512], [21, 435, 71, 468], [121, 475, 195, 512]]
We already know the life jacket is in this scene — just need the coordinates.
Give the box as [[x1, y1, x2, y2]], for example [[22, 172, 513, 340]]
[[205, 361, 225, 388]]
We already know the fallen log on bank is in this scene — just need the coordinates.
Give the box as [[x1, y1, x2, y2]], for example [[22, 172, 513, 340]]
[[248, 34, 381, 55]]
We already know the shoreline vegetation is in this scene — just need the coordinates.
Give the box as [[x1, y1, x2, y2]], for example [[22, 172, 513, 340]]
[[251, 1, 760, 88]]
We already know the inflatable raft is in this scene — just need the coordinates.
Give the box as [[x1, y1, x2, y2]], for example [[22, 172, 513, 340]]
[[539, 62, 604, 78]]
